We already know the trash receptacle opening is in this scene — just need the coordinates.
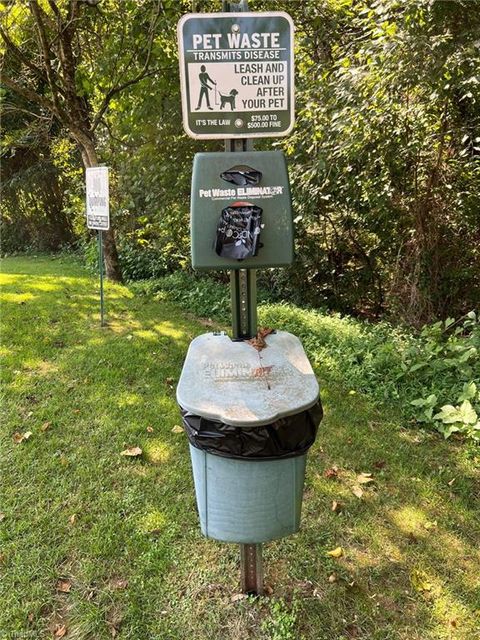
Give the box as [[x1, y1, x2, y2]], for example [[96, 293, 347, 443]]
[[179, 401, 322, 461]]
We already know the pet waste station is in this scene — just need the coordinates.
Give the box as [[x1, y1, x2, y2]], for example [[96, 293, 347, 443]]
[[176, 3, 323, 595]]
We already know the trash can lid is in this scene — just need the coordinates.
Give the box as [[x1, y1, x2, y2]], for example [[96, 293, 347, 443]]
[[176, 331, 319, 427]]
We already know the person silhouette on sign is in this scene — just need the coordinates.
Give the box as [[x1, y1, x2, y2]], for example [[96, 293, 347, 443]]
[[195, 65, 216, 110]]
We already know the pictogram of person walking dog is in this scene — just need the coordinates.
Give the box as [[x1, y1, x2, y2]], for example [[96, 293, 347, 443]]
[[195, 66, 238, 111]]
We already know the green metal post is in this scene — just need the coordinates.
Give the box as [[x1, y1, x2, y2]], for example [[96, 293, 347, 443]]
[[223, 0, 263, 596], [230, 269, 257, 340], [98, 230, 105, 327]]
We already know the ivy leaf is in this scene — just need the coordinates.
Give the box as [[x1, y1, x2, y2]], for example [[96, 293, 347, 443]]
[[411, 394, 437, 409], [435, 400, 477, 426], [457, 381, 477, 402], [433, 404, 460, 424], [436, 423, 461, 439], [458, 400, 478, 424]]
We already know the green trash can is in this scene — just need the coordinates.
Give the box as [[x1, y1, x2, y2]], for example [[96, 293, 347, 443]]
[[189, 446, 307, 543], [177, 331, 322, 544]]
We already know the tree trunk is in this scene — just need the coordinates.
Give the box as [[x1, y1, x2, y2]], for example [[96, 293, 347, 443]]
[[80, 137, 123, 283]]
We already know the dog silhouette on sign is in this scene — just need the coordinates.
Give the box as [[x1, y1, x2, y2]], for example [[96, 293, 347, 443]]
[[219, 89, 238, 111]]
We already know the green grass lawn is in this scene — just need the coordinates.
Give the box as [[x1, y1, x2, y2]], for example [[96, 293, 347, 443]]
[[1, 256, 479, 640]]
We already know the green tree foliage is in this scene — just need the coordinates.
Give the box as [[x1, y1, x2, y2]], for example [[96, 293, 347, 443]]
[[0, 0, 179, 280], [1, 86, 76, 251], [271, 0, 480, 323], [1, 0, 479, 323]]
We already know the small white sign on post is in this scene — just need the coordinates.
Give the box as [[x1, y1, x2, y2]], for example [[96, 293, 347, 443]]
[[86, 166, 110, 230]]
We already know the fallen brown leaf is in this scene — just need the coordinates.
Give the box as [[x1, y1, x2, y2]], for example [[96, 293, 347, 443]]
[[326, 546, 343, 558], [230, 593, 248, 602], [331, 500, 342, 513], [165, 377, 174, 385], [352, 485, 364, 499], [12, 431, 32, 444], [356, 472, 374, 484], [324, 466, 339, 479], [106, 608, 123, 637], [120, 446, 142, 457], [41, 421, 52, 432], [171, 425, 183, 434], [110, 578, 128, 590], [248, 336, 266, 351], [258, 327, 274, 339], [264, 584, 273, 596], [411, 569, 432, 592], [54, 624, 67, 638], [146, 426, 154, 433], [27, 612, 34, 622], [56, 579, 72, 593], [247, 328, 274, 351], [69, 514, 76, 525], [345, 623, 360, 638], [373, 460, 386, 470], [328, 574, 337, 583]]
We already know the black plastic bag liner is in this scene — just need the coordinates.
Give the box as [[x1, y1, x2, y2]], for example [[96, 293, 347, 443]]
[[180, 401, 323, 460], [214, 201, 262, 261], [220, 165, 263, 187]]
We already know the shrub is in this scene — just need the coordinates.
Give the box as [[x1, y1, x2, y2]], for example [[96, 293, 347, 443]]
[[130, 271, 232, 323], [132, 270, 479, 442]]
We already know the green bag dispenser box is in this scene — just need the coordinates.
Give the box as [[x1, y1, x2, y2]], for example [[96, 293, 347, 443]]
[[176, 331, 322, 544], [190, 151, 294, 270]]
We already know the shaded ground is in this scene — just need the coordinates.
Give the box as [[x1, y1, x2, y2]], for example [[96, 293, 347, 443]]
[[1, 256, 479, 640]]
